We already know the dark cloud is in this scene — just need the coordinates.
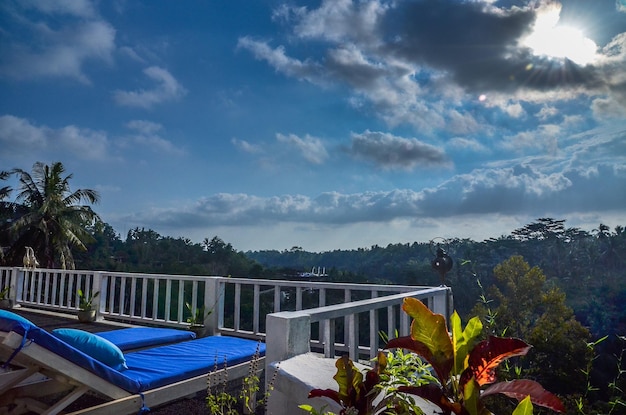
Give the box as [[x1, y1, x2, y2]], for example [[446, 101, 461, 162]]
[[382, 0, 604, 93], [346, 130, 449, 169]]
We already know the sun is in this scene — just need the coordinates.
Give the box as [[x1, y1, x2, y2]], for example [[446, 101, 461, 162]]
[[522, 4, 598, 66]]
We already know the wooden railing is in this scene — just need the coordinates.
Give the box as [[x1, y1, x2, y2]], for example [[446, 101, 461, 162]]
[[0, 267, 452, 357]]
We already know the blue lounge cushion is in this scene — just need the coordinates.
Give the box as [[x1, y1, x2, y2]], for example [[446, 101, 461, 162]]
[[0, 310, 35, 332], [96, 327, 196, 351], [53, 328, 128, 371]]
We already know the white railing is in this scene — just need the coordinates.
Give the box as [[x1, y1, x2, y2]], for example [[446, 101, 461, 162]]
[[265, 286, 452, 365], [0, 267, 452, 350]]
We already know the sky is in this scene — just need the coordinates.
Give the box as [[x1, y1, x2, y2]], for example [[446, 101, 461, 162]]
[[1, 0, 625, 252]]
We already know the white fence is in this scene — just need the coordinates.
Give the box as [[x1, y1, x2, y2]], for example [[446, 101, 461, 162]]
[[0, 267, 452, 360]]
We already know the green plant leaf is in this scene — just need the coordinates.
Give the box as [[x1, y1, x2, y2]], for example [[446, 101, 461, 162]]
[[401, 297, 453, 383], [333, 355, 363, 406], [386, 335, 450, 386], [482, 380, 565, 413], [451, 312, 483, 375], [512, 395, 533, 415], [460, 336, 531, 388], [463, 377, 480, 415]]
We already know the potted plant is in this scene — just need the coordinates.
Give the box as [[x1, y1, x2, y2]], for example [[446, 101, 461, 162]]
[[185, 302, 210, 337], [77, 289, 99, 323], [0, 286, 12, 309]]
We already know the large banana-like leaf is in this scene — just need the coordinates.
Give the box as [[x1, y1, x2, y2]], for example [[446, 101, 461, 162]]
[[401, 297, 453, 382], [460, 336, 530, 388], [482, 380, 565, 413], [451, 312, 483, 375]]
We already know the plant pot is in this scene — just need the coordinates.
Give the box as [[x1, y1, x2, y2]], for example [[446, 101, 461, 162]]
[[0, 299, 13, 310], [77, 309, 97, 323], [189, 324, 205, 338]]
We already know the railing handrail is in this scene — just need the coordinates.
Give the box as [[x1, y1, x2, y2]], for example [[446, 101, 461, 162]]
[[265, 285, 452, 365], [271, 287, 445, 322]]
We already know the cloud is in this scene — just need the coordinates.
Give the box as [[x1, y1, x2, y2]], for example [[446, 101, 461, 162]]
[[0, 115, 108, 160], [240, 0, 626, 130], [113, 66, 187, 109], [276, 133, 329, 164], [0, 18, 116, 83], [119, 159, 626, 234], [120, 120, 185, 156], [236, 37, 323, 83], [346, 130, 449, 170], [19, 0, 97, 18], [0, 115, 185, 161], [232, 138, 263, 154], [448, 137, 490, 153]]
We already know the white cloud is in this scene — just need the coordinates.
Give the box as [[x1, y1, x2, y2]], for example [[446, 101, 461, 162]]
[[0, 20, 116, 83], [276, 133, 329, 164], [232, 138, 263, 154], [113, 66, 187, 109], [0, 115, 108, 160], [448, 137, 489, 153], [20, 0, 97, 18], [120, 120, 185, 156], [118, 160, 626, 235], [236, 37, 323, 83], [126, 120, 163, 135]]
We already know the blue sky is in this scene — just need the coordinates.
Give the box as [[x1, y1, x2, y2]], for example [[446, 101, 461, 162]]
[[1, 0, 625, 252]]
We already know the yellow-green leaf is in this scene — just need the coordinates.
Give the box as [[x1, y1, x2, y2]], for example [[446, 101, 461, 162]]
[[453, 314, 483, 374], [463, 377, 480, 415], [512, 396, 534, 415]]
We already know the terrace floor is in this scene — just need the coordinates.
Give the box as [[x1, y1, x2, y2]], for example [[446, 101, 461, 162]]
[[6, 306, 213, 415]]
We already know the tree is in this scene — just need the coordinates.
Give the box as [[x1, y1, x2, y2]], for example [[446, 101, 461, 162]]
[[5, 162, 101, 269], [473, 256, 592, 396]]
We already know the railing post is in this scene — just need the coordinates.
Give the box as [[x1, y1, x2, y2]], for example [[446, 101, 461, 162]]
[[204, 277, 222, 336], [266, 311, 311, 365], [11, 267, 20, 305], [92, 271, 103, 321], [430, 287, 454, 324]]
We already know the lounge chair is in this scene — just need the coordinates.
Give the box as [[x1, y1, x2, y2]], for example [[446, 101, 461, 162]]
[[0, 310, 265, 415]]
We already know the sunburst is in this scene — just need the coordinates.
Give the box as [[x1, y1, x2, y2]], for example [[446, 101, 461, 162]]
[[522, 4, 598, 66]]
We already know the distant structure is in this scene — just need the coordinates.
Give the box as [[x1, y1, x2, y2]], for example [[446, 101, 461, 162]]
[[298, 266, 327, 278]]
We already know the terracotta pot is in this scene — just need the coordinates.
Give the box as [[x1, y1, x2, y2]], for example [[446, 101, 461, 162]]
[[0, 299, 12, 310], [77, 309, 97, 323]]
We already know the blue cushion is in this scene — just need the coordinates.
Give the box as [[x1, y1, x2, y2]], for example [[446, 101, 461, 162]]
[[0, 310, 35, 332], [96, 327, 196, 351], [52, 328, 128, 371]]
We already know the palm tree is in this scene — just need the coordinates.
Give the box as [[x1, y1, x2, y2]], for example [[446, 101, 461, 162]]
[[0, 170, 13, 263], [6, 162, 101, 269]]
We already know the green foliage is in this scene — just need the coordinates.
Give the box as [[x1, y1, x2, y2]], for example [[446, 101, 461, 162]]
[[303, 298, 564, 415], [206, 343, 272, 415], [472, 256, 592, 396], [185, 302, 210, 326], [1, 162, 100, 269], [0, 286, 9, 300], [77, 289, 99, 311], [388, 298, 564, 415]]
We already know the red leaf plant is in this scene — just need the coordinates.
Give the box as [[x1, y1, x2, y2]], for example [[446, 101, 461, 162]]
[[302, 297, 564, 415], [387, 298, 565, 415]]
